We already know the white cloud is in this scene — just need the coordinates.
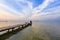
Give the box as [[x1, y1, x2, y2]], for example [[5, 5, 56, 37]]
[[0, 3, 28, 20], [0, 0, 60, 21], [0, 3, 23, 16], [16, 0, 60, 20], [15, 0, 33, 20], [32, 0, 58, 15], [31, 5, 60, 20], [32, 0, 50, 14], [0, 10, 19, 20]]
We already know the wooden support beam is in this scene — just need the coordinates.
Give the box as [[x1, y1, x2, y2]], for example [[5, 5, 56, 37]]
[[0, 21, 32, 35], [8, 29, 10, 32], [22, 25, 24, 28]]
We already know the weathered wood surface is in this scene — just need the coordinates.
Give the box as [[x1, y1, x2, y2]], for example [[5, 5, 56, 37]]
[[0, 21, 32, 32]]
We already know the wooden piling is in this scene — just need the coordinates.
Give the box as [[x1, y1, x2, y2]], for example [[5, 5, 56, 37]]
[[0, 21, 32, 35]]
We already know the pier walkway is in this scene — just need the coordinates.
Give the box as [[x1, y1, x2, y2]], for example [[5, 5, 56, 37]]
[[0, 21, 32, 33]]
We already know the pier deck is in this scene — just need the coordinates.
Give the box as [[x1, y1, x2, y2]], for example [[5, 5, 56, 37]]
[[0, 21, 32, 32]]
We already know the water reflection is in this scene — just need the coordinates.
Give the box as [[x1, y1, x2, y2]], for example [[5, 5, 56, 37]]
[[6, 22, 51, 40]]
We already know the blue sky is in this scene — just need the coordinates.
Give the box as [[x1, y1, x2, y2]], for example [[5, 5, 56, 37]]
[[0, 0, 60, 21]]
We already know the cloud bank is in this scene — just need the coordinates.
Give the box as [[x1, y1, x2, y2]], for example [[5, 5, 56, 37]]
[[0, 0, 60, 21]]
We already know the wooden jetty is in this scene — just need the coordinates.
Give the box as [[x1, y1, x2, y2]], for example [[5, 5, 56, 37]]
[[0, 21, 32, 32]]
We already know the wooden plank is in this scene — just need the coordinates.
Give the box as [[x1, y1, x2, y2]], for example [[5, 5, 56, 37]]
[[0, 22, 32, 32]]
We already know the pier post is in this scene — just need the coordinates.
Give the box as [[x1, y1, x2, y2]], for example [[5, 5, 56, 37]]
[[22, 25, 24, 28], [23, 24, 26, 27], [12, 28, 14, 31], [18, 26, 20, 29], [30, 21, 32, 25], [0, 21, 32, 35], [8, 29, 10, 32]]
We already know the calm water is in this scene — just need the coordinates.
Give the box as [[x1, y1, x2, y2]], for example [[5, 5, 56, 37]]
[[0, 22, 60, 40]]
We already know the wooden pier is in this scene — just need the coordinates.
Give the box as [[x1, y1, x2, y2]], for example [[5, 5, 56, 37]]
[[0, 21, 32, 33], [0, 21, 32, 40]]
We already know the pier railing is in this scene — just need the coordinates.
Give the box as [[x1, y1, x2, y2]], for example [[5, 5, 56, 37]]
[[0, 21, 32, 32]]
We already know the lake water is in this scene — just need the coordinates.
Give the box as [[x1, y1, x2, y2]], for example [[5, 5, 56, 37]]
[[0, 22, 60, 40]]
